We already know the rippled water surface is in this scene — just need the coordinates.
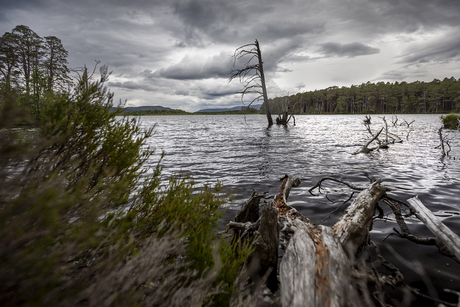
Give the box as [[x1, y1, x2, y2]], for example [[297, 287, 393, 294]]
[[141, 114, 460, 301]]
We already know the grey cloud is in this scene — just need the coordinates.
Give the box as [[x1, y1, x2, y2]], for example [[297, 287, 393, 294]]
[[377, 69, 429, 82], [172, 0, 241, 31], [201, 88, 238, 99], [397, 35, 460, 65], [295, 83, 306, 90], [318, 42, 380, 58], [373, 0, 460, 30], [108, 81, 157, 92], [155, 52, 233, 80]]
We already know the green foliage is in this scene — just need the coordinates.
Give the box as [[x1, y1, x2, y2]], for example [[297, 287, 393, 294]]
[[0, 64, 250, 306], [270, 77, 460, 115], [440, 113, 460, 129], [0, 25, 71, 116]]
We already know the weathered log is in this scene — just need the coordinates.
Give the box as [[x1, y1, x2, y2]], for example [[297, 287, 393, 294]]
[[332, 180, 386, 253], [246, 202, 280, 292], [231, 176, 391, 306], [280, 219, 353, 307], [407, 196, 460, 262], [274, 176, 385, 306]]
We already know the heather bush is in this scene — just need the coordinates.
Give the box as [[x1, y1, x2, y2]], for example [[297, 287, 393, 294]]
[[0, 65, 250, 306]]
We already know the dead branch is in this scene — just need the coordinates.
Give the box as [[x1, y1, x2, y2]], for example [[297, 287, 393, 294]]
[[380, 116, 389, 148], [354, 127, 384, 154], [388, 132, 403, 143], [308, 177, 365, 195], [402, 119, 415, 127], [391, 115, 398, 127], [407, 196, 460, 262], [437, 127, 451, 157], [276, 95, 302, 125], [319, 192, 356, 223]]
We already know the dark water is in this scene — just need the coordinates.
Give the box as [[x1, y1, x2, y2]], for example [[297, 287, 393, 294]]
[[141, 114, 460, 303]]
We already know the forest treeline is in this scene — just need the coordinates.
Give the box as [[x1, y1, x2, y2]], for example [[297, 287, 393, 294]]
[[265, 78, 460, 115]]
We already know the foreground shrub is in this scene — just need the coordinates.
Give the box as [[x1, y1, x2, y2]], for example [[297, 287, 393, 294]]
[[0, 66, 250, 306]]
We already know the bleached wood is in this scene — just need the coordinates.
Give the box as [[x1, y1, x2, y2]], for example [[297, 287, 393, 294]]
[[280, 219, 317, 307], [232, 176, 387, 306], [407, 196, 460, 262], [280, 220, 353, 307], [333, 181, 386, 253]]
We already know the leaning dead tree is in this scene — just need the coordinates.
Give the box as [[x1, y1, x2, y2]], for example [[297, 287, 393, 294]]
[[230, 39, 273, 126], [227, 175, 460, 306]]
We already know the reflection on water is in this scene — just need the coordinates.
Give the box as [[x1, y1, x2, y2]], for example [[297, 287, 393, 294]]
[[141, 114, 460, 296]]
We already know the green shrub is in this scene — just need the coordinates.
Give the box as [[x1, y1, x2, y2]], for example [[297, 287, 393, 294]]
[[0, 65, 250, 306], [440, 113, 460, 129]]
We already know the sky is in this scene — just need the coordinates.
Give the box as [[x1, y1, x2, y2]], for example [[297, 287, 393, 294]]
[[1, 0, 460, 112]]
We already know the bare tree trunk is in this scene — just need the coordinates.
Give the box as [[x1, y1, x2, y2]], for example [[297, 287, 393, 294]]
[[255, 40, 273, 126]]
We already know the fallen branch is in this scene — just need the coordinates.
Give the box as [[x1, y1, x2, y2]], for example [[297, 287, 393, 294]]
[[407, 196, 460, 262], [354, 127, 384, 154]]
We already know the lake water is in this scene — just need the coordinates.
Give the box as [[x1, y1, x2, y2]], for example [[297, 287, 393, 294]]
[[141, 114, 460, 304]]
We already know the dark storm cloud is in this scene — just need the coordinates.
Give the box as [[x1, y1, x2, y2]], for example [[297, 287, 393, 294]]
[[172, 0, 241, 31], [318, 42, 380, 58]]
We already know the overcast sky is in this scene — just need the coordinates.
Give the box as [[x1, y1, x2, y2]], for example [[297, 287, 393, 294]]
[[1, 0, 459, 111]]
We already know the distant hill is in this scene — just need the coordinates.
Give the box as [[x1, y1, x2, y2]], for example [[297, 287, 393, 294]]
[[110, 104, 262, 114], [196, 104, 262, 113], [112, 106, 172, 113]]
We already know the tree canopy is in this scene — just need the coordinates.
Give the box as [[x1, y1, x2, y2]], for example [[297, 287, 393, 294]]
[[0, 25, 71, 120], [266, 78, 460, 115]]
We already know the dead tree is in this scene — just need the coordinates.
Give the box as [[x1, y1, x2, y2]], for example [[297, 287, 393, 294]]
[[276, 95, 302, 125], [230, 39, 273, 126], [437, 127, 451, 157]]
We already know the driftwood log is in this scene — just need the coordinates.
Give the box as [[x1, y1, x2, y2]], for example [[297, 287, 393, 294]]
[[280, 178, 385, 307], [228, 175, 460, 307], [407, 196, 460, 262]]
